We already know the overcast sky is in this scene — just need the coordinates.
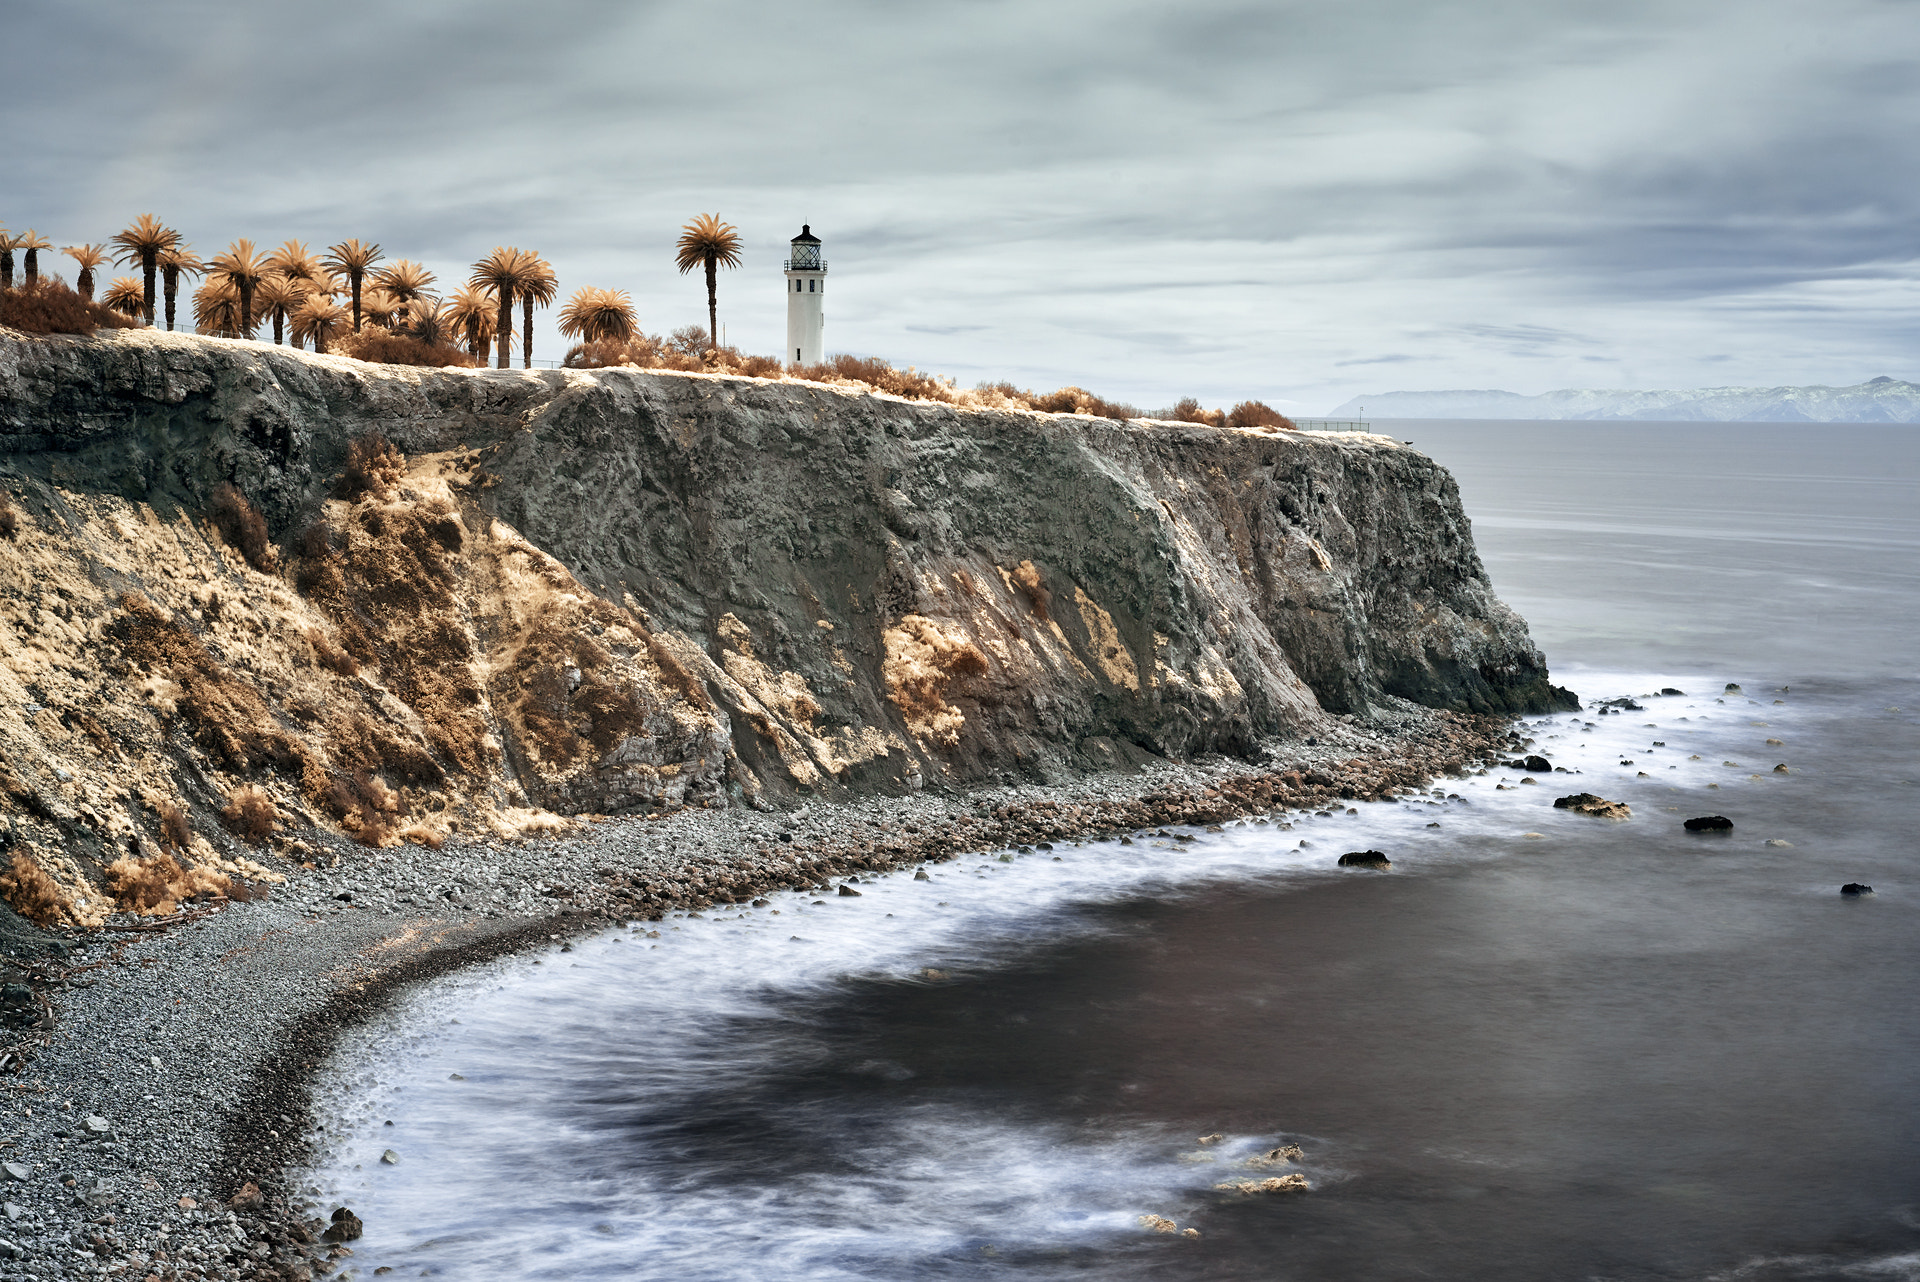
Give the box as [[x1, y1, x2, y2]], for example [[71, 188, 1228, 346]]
[[6, 0, 1917, 412]]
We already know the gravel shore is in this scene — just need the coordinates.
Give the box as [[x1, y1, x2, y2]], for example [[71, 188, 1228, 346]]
[[0, 706, 1515, 1281]]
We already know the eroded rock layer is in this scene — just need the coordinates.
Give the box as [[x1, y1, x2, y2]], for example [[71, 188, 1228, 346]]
[[0, 329, 1570, 926]]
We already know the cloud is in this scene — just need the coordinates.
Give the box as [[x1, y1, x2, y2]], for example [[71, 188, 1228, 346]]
[[4, 0, 1914, 407]]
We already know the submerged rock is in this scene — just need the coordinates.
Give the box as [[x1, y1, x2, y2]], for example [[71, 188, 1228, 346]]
[[1684, 816, 1734, 832], [1553, 793, 1631, 820], [1338, 850, 1391, 868], [1840, 883, 1874, 896]]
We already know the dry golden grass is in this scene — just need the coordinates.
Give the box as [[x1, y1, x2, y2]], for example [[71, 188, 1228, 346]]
[[340, 433, 405, 500], [882, 614, 988, 747]]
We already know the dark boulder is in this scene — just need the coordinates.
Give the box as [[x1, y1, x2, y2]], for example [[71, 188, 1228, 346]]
[[1840, 883, 1874, 896], [1521, 755, 1552, 773], [1597, 697, 1644, 712], [1338, 850, 1391, 869], [1553, 793, 1630, 819], [1659, 687, 1685, 697], [838, 884, 863, 896], [322, 1208, 364, 1244], [1684, 815, 1734, 832]]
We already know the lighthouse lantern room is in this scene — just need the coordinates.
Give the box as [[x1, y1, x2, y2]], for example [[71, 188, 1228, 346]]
[[784, 224, 826, 365]]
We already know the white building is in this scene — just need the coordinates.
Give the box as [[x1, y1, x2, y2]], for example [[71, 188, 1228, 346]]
[[784, 225, 825, 365]]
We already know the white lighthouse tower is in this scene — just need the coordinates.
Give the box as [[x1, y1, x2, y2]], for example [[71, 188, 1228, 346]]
[[784, 225, 826, 365]]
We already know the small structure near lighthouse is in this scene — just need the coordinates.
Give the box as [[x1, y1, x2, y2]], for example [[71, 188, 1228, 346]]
[[784, 225, 826, 365]]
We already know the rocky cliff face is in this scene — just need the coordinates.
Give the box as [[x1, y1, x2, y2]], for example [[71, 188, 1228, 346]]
[[0, 329, 1570, 926]]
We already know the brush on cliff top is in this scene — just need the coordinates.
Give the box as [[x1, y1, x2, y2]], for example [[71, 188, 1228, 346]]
[[0, 279, 140, 336]]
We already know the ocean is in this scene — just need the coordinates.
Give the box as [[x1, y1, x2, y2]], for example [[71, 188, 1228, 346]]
[[302, 420, 1920, 1280]]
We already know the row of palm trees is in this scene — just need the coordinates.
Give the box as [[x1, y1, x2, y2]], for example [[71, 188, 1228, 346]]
[[4, 212, 750, 370]]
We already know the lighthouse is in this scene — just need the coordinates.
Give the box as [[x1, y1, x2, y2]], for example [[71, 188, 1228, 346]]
[[784, 225, 825, 365]]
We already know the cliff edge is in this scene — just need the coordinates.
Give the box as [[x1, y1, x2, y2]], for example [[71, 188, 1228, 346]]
[[0, 328, 1571, 927]]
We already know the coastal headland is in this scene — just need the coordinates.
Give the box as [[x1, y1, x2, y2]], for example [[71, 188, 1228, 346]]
[[0, 329, 1570, 1279]]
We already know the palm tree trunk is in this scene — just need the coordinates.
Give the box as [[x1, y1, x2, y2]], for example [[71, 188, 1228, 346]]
[[351, 271, 364, 333], [240, 283, 255, 339], [142, 253, 158, 325], [496, 285, 514, 369], [0, 250, 12, 291], [24, 251, 38, 287], [523, 295, 534, 368], [78, 267, 95, 300], [273, 314, 284, 345], [705, 256, 718, 354], [163, 269, 179, 331]]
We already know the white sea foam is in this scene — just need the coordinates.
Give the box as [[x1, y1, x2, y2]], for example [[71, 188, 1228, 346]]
[[302, 670, 1819, 1279]]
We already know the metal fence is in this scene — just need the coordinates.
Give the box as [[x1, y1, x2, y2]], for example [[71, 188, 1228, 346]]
[[1290, 418, 1371, 432]]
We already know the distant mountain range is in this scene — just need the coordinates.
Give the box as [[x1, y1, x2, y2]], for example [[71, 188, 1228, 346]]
[[1326, 377, 1920, 422]]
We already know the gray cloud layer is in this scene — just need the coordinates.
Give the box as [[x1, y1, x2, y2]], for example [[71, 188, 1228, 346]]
[[6, 0, 1916, 411]]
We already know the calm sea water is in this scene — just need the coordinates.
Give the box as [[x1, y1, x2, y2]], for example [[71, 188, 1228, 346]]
[[306, 421, 1920, 1280]]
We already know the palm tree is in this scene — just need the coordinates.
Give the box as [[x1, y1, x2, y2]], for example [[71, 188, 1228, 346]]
[[110, 215, 181, 324], [16, 232, 52, 287], [291, 296, 348, 353], [446, 284, 498, 364], [360, 287, 404, 331], [673, 213, 743, 355], [102, 277, 146, 318], [62, 244, 108, 300], [513, 250, 557, 367], [157, 246, 204, 331], [0, 231, 20, 291], [256, 273, 308, 345], [322, 239, 383, 333], [557, 287, 638, 345], [193, 279, 244, 337], [470, 247, 523, 369], [401, 297, 456, 348], [372, 259, 436, 309], [206, 240, 271, 338], [264, 240, 325, 286]]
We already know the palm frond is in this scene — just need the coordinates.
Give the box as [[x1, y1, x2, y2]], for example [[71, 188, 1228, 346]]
[[673, 213, 743, 274], [61, 244, 108, 270], [101, 277, 146, 317], [372, 259, 436, 304], [323, 239, 383, 274], [556, 287, 637, 344], [110, 215, 180, 265]]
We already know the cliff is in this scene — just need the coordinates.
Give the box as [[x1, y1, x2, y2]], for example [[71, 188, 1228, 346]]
[[0, 328, 1570, 927]]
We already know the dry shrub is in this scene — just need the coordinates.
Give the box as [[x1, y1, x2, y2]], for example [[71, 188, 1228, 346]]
[[1226, 400, 1296, 430], [333, 328, 475, 368], [326, 770, 399, 847], [397, 822, 446, 849], [209, 483, 276, 572], [221, 784, 277, 844], [1161, 397, 1226, 427], [881, 615, 989, 747], [340, 433, 405, 500], [158, 802, 192, 853], [104, 852, 230, 916], [0, 851, 65, 926], [0, 496, 17, 540], [0, 280, 138, 336], [1026, 385, 1143, 419], [305, 627, 357, 676], [1012, 560, 1051, 621]]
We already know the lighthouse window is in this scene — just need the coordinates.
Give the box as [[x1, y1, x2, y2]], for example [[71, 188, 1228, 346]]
[[808, 279, 816, 292]]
